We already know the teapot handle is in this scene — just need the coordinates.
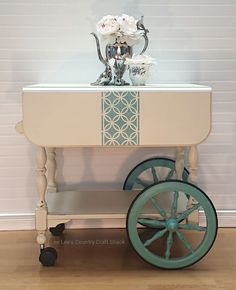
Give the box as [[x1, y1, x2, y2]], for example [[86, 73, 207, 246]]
[[139, 33, 149, 55]]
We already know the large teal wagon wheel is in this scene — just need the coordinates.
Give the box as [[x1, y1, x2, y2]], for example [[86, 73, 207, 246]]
[[126, 180, 218, 269], [123, 157, 189, 190]]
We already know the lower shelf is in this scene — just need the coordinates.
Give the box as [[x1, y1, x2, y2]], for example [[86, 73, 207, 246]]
[[46, 189, 139, 220]]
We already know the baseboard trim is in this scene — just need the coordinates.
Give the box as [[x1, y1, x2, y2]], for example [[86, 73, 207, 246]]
[[0, 210, 235, 231], [212, 210, 236, 227]]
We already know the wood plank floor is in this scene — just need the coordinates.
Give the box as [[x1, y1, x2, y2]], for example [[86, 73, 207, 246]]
[[0, 228, 235, 290]]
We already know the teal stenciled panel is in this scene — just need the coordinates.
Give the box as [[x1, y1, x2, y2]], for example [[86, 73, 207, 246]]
[[102, 91, 140, 145]]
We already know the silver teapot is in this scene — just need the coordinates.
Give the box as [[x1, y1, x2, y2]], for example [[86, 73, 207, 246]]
[[91, 16, 149, 86]]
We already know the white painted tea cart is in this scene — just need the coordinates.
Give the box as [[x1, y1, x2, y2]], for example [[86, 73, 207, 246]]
[[16, 84, 217, 269]]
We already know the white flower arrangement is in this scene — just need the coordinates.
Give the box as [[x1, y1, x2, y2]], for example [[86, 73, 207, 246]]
[[125, 54, 156, 66], [96, 14, 144, 45]]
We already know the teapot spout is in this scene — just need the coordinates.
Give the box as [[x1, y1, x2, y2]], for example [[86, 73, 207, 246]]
[[91, 32, 107, 65]]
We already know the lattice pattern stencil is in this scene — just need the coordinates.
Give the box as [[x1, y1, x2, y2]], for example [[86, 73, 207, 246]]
[[102, 91, 139, 145]]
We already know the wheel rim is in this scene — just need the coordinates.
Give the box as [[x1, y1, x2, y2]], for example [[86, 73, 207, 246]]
[[123, 157, 189, 190], [126, 181, 218, 269]]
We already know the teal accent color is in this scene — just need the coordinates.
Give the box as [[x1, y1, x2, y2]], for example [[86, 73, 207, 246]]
[[151, 198, 167, 218], [137, 218, 165, 228], [165, 231, 173, 259], [178, 224, 206, 231], [177, 203, 200, 222], [166, 218, 178, 232], [126, 180, 218, 269], [171, 191, 179, 217], [102, 91, 139, 145], [123, 157, 189, 190], [143, 228, 168, 247], [175, 230, 194, 253]]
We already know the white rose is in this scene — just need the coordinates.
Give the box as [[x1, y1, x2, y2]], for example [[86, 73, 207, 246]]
[[96, 15, 119, 35], [118, 14, 137, 36], [95, 14, 145, 45]]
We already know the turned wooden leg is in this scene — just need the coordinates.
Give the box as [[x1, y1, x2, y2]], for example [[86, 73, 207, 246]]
[[188, 145, 198, 185], [187, 145, 199, 224], [35, 146, 48, 248], [46, 147, 57, 193], [175, 146, 185, 180]]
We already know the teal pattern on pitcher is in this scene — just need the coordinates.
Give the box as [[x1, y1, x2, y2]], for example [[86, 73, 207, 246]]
[[102, 91, 139, 145]]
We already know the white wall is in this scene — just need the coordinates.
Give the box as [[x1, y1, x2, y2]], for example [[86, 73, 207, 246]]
[[0, 0, 236, 229]]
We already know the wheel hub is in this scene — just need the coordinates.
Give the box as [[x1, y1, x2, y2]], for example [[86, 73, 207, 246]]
[[166, 218, 178, 232]]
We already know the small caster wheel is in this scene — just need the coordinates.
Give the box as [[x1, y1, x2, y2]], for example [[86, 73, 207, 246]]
[[49, 223, 65, 236], [39, 247, 57, 266]]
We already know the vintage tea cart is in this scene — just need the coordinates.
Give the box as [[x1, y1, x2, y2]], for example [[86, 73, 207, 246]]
[[16, 84, 218, 269]]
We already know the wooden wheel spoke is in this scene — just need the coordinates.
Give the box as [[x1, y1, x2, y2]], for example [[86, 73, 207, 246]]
[[138, 218, 165, 228], [178, 224, 206, 232], [166, 169, 175, 180], [151, 167, 159, 183], [144, 228, 167, 247], [151, 198, 167, 218], [177, 203, 200, 222], [165, 231, 173, 259], [135, 178, 150, 188], [176, 230, 194, 253], [171, 191, 179, 217]]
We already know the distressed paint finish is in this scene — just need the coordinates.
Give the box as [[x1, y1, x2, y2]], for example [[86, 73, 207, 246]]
[[46, 147, 57, 193], [139, 91, 211, 146], [18, 85, 213, 253], [22, 85, 211, 147], [35, 146, 48, 247], [23, 91, 101, 147], [187, 145, 199, 224], [175, 147, 185, 180]]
